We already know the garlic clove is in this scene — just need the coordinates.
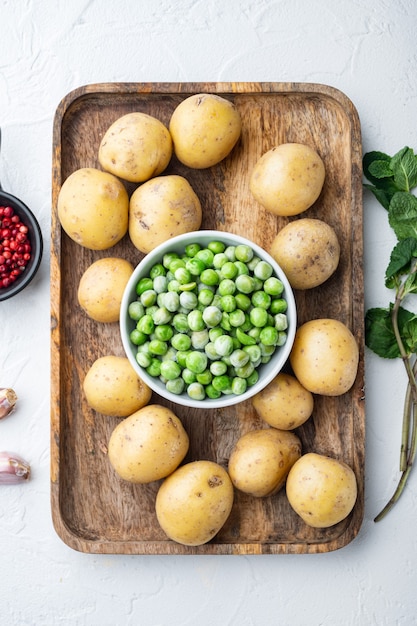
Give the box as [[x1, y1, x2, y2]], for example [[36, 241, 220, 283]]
[[0, 451, 30, 484], [0, 387, 18, 419]]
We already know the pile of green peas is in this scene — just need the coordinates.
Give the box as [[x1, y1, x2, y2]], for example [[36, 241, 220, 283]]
[[127, 239, 289, 401]]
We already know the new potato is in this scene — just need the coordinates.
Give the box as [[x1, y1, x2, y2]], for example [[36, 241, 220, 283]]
[[286, 453, 358, 528], [250, 142, 325, 216], [83, 355, 151, 417], [155, 460, 234, 546], [290, 318, 359, 396], [108, 404, 189, 483], [129, 174, 202, 253], [57, 167, 129, 250], [269, 218, 340, 290], [98, 112, 173, 183], [228, 428, 302, 497], [169, 93, 242, 169], [77, 257, 134, 323], [252, 372, 314, 430]]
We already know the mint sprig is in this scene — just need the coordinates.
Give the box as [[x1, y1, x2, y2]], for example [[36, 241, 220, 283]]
[[364, 146, 417, 521]]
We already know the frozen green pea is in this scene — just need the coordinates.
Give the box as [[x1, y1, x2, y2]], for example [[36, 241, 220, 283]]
[[185, 242, 201, 257], [243, 344, 262, 362], [236, 327, 257, 346], [167, 279, 181, 292], [152, 307, 172, 325], [202, 305, 222, 328], [229, 309, 246, 327], [220, 261, 238, 279], [180, 281, 198, 292], [264, 276, 284, 296], [214, 334, 234, 357], [218, 278, 236, 296], [196, 369, 212, 385], [234, 261, 249, 276], [137, 314, 154, 334], [187, 309, 205, 331], [169, 258, 186, 273], [247, 256, 261, 271], [136, 341, 150, 354], [171, 333, 192, 351], [210, 360, 228, 376], [250, 307, 268, 327], [163, 252, 180, 268], [195, 248, 214, 266], [246, 370, 259, 387], [205, 342, 219, 360], [191, 330, 209, 350], [146, 358, 161, 377], [153, 275, 168, 293], [148, 339, 168, 355], [150, 263, 166, 278], [187, 382, 205, 400], [156, 293, 166, 308], [130, 329, 148, 346], [235, 274, 254, 294], [274, 313, 288, 331], [208, 240, 225, 254], [230, 349, 250, 368], [185, 351, 208, 374], [198, 288, 214, 306], [213, 252, 228, 269], [212, 374, 232, 391], [252, 277, 263, 291], [136, 351, 152, 368], [175, 267, 192, 284], [254, 260, 273, 280], [166, 378, 185, 395], [176, 350, 191, 367], [161, 347, 177, 362], [220, 295, 236, 313], [270, 298, 287, 314], [154, 324, 174, 342], [220, 312, 231, 331], [182, 368, 197, 384], [200, 268, 219, 286], [140, 289, 157, 307], [209, 327, 224, 341], [261, 355, 271, 364], [163, 292, 180, 312], [185, 257, 206, 276], [235, 361, 254, 379], [145, 305, 158, 318], [205, 384, 221, 399], [235, 293, 251, 311], [260, 343, 275, 357], [224, 246, 236, 261], [235, 244, 253, 262], [179, 291, 198, 310], [232, 377, 247, 395], [276, 331, 287, 346], [172, 313, 189, 332], [136, 277, 153, 296], [160, 360, 182, 381], [128, 301, 145, 321], [248, 326, 261, 340], [251, 291, 271, 309]]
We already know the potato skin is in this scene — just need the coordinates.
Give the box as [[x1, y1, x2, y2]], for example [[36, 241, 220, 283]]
[[77, 257, 133, 323], [98, 112, 173, 183], [83, 355, 151, 417], [57, 167, 129, 250], [252, 373, 314, 430], [269, 218, 340, 290], [108, 404, 189, 483], [228, 428, 302, 497], [169, 93, 242, 169], [155, 460, 234, 546], [289, 318, 359, 396], [250, 143, 325, 216], [286, 453, 357, 528], [129, 174, 202, 253]]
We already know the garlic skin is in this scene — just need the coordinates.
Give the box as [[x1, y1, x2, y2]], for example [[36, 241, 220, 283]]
[[0, 388, 18, 419], [0, 452, 30, 484]]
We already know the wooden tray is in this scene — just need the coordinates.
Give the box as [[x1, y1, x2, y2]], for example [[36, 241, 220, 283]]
[[50, 82, 364, 554]]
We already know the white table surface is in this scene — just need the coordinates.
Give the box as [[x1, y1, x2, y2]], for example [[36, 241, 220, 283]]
[[1, 1, 416, 624]]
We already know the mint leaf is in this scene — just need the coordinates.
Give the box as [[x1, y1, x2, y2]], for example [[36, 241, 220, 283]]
[[388, 191, 417, 240], [369, 160, 394, 179], [391, 147, 417, 192], [365, 305, 416, 358], [363, 151, 392, 185], [363, 183, 391, 210], [363, 151, 400, 209], [385, 238, 417, 286]]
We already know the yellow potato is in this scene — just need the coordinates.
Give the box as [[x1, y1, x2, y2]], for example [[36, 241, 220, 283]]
[[252, 373, 314, 430], [77, 257, 134, 323], [250, 143, 325, 216], [129, 174, 202, 253], [155, 460, 234, 546], [169, 93, 242, 168], [269, 218, 340, 290], [57, 167, 129, 250], [108, 404, 189, 483], [286, 453, 357, 528], [83, 355, 151, 417], [98, 112, 173, 183], [290, 318, 359, 396], [228, 428, 302, 497]]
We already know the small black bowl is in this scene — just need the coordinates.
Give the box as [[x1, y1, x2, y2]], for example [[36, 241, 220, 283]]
[[0, 188, 43, 301]]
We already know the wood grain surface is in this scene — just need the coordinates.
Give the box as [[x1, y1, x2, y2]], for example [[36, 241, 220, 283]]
[[50, 82, 364, 554]]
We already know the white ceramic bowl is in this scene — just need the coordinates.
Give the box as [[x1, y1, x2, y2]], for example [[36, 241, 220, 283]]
[[120, 230, 296, 409]]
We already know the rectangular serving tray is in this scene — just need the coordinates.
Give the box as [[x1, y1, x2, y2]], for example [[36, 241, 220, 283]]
[[51, 82, 364, 554]]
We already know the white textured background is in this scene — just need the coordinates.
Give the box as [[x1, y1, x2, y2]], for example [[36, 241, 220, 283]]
[[1, 1, 416, 624]]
